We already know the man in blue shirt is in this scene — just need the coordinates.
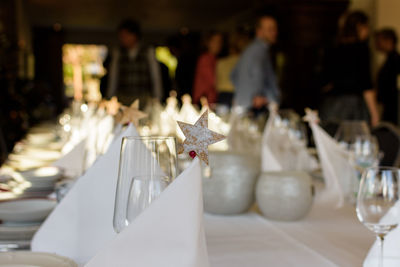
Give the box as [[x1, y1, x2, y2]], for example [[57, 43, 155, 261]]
[[231, 16, 280, 109]]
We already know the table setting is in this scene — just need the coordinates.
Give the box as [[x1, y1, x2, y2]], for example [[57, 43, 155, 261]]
[[0, 96, 399, 267]]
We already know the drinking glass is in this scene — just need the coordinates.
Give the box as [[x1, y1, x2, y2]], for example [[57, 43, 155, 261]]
[[351, 135, 380, 173], [335, 122, 378, 202], [356, 167, 400, 267], [274, 109, 308, 145], [126, 175, 169, 222], [335, 120, 370, 149], [113, 136, 177, 233]]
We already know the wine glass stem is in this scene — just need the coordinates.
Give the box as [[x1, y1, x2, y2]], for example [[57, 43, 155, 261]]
[[377, 235, 384, 267]]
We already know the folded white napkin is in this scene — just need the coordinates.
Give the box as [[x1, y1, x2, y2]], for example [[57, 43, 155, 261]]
[[262, 111, 318, 172], [177, 99, 200, 140], [31, 124, 138, 265], [261, 112, 282, 171], [53, 115, 115, 178], [305, 110, 353, 208], [85, 157, 209, 267], [84, 115, 115, 170], [179, 101, 199, 125], [95, 115, 115, 155], [71, 108, 101, 147], [363, 201, 400, 267], [159, 108, 179, 137], [52, 138, 86, 178]]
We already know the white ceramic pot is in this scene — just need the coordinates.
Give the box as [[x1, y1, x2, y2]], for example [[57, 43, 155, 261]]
[[202, 151, 260, 215], [256, 171, 313, 221]]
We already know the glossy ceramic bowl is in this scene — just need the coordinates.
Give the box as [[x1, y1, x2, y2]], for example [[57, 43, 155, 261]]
[[256, 171, 313, 221], [202, 151, 260, 215]]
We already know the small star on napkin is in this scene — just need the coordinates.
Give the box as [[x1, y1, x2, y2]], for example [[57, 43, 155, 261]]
[[177, 109, 226, 165], [118, 99, 148, 127], [106, 96, 121, 116], [303, 108, 320, 124]]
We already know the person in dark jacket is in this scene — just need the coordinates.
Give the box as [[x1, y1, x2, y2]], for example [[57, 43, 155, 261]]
[[320, 11, 380, 126], [375, 28, 400, 125]]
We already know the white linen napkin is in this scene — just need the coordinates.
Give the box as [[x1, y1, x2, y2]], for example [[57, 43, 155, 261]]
[[261, 111, 282, 171], [177, 97, 200, 140], [95, 115, 115, 155], [179, 98, 199, 125], [262, 111, 318, 172], [159, 104, 180, 136], [305, 109, 353, 208], [85, 157, 209, 267], [84, 115, 115, 170], [31, 124, 138, 265], [52, 138, 86, 178], [363, 201, 400, 267], [53, 115, 115, 178]]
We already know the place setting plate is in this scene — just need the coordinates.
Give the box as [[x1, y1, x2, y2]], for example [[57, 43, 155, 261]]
[[0, 251, 77, 267], [9, 149, 61, 162], [0, 222, 40, 241], [25, 132, 56, 146], [0, 199, 57, 223], [6, 159, 48, 172], [0, 198, 57, 243], [20, 167, 63, 188]]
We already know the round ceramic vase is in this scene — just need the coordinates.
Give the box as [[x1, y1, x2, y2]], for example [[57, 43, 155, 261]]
[[256, 171, 313, 221], [202, 151, 260, 215]]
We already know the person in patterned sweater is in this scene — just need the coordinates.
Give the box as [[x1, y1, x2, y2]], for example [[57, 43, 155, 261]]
[[101, 19, 162, 107]]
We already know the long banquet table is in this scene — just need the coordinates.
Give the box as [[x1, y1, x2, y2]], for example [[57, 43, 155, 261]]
[[0, 116, 376, 266], [205, 201, 373, 267]]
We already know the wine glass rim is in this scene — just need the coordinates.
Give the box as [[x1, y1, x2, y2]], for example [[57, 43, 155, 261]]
[[123, 136, 176, 141]]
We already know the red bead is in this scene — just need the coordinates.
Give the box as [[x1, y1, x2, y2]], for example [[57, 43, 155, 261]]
[[189, 150, 197, 159]]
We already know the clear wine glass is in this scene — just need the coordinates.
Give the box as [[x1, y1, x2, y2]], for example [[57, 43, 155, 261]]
[[274, 109, 308, 145], [335, 120, 370, 150], [351, 135, 380, 173], [356, 167, 400, 267], [335, 121, 375, 203], [113, 136, 177, 233], [348, 135, 380, 199], [126, 175, 169, 222]]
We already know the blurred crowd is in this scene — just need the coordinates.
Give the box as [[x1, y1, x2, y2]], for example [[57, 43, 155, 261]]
[[1, 9, 400, 163], [100, 11, 400, 127]]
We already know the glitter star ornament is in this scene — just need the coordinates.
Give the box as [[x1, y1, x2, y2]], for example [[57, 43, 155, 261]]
[[303, 108, 320, 124], [119, 99, 148, 127], [177, 109, 226, 165], [106, 96, 121, 116]]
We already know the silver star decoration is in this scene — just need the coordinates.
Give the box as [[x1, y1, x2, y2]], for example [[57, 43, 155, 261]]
[[303, 108, 320, 124], [118, 99, 148, 127], [177, 109, 226, 165]]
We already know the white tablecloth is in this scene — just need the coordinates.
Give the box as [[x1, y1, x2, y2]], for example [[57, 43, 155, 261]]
[[205, 202, 373, 267]]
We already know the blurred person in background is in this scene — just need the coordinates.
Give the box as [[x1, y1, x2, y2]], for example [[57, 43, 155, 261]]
[[320, 11, 379, 126], [216, 30, 250, 107], [100, 19, 162, 107], [231, 15, 280, 111], [192, 31, 223, 105], [375, 28, 400, 125], [167, 32, 200, 100]]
